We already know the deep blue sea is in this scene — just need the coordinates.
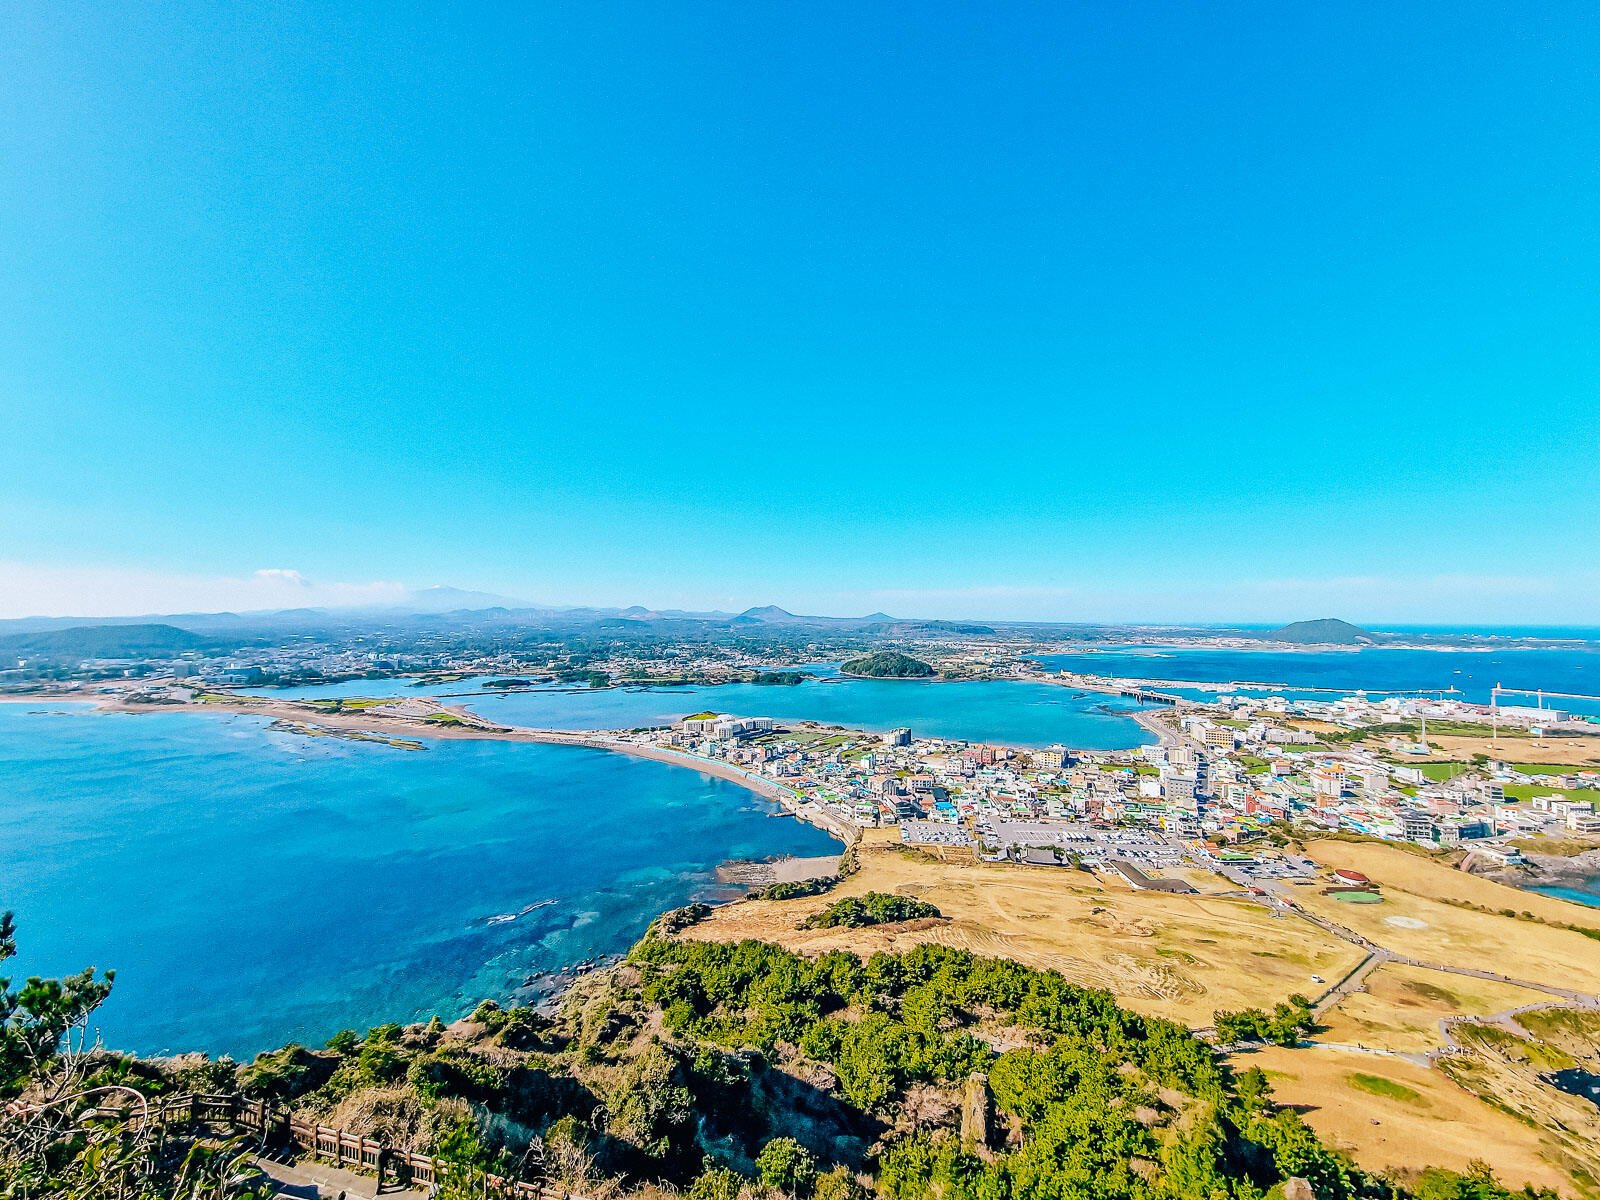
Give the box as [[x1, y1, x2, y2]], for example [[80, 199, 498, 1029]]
[[1034, 646, 1600, 717], [266, 675, 1157, 749], [0, 703, 840, 1059]]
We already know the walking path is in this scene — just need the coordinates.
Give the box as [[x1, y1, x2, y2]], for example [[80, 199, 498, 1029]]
[[253, 1153, 426, 1200], [1263, 888, 1600, 1067], [1289, 896, 1600, 1010]]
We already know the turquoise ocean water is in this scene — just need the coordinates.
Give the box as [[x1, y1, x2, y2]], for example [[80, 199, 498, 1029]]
[[1529, 884, 1600, 909], [266, 674, 1157, 750], [1034, 646, 1600, 717], [3, 680, 1154, 1060], [0, 703, 841, 1059]]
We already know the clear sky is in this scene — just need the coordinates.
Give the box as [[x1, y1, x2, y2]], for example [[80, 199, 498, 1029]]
[[2, 3, 1597, 624]]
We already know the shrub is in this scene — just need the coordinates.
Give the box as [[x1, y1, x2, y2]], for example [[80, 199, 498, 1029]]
[[757, 1137, 819, 1196], [802, 893, 940, 929]]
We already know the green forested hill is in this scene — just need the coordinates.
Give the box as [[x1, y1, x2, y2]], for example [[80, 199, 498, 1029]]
[[1260, 618, 1380, 645], [840, 651, 936, 678]]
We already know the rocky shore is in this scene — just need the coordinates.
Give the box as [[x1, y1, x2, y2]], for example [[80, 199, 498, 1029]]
[[1484, 847, 1600, 900]]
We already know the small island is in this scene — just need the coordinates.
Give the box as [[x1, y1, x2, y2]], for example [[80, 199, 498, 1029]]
[[1256, 617, 1382, 646], [749, 670, 807, 685], [839, 650, 937, 678]]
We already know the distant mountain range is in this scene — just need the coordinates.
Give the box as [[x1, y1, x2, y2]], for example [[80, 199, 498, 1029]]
[[399, 586, 535, 612], [0, 595, 996, 648], [0, 597, 1469, 656]]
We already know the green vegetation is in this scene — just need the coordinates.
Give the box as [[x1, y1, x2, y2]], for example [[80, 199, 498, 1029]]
[[750, 671, 808, 686], [1416, 761, 1473, 782], [757, 1137, 819, 1194], [306, 696, 394, 711], [0, 913, 266, 1198], [554, 668, 612, 688], [0, 912, 1563, 1200], [1107, 761, 1158, 780], [1508, 835, 1600, 858], [801, 892, 941, 929], [1451, 1021, 1577, 1071], [633, 937, 1551, 1200], [1507, 763, 1592, 776], [1501, 784, 1600, 803], [0, 622, 211, 661], [1327, 720, 1524, 745], [1213, 995, 1317, 1046], [839, 651, 936, 679], [1258, 619, 1379, 645], [1347, 1072, 1424, 1103], [757, 876, 841, 901]]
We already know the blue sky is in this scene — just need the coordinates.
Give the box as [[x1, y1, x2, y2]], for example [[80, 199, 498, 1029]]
[[2, 3, 1597, 623]]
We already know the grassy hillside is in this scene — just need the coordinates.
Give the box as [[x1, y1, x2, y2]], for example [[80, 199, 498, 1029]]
[[4, 902, 1580, 1200]]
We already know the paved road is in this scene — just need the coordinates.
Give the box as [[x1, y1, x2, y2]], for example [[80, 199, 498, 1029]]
[[1303, 1040, 1434, 1067], [1284, 895, 1600, 1009], [1312, 949, 1389, 1018], [1253, 887, 1600, 1072]]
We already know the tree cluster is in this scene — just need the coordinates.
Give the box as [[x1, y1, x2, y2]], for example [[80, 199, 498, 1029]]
[[800, 894, 941, 930], [1214, 996, 1317, 1047]]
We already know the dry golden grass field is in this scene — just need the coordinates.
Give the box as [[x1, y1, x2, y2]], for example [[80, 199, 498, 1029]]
[[1298, 840, 1600, 995], [1245, 1044, 1573, 1194], [683, 829, 1600, 1194], [1424, 734, 1600, 767], [1316, 962, 1554, 1055], [687, 829, 1362, 1027]]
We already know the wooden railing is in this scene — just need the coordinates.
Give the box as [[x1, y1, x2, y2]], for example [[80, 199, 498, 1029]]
[[3, 1092, 587, 1199]]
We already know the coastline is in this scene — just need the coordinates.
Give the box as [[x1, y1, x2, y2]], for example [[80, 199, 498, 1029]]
[[1492, 849, 1600, 909], [0, 689, 854, 1052], [51, 690, 864, 846]]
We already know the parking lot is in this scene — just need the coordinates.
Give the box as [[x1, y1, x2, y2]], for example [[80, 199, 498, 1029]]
[[977, 819, 1183, 867], [901, 820, 972, 847]]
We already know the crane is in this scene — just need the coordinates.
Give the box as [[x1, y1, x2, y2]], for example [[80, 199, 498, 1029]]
[[1489, 683, 1600, 751]]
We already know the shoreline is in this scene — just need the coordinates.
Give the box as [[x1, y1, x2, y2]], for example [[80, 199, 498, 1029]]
[[0, 689, 856, 1053], [53, 691, 865, 846]]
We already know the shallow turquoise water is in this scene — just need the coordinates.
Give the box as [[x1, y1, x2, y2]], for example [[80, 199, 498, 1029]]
[[267, 675, 1156, 749], [0, 703, 839, 1059], [1530, 883, 1600, 909]]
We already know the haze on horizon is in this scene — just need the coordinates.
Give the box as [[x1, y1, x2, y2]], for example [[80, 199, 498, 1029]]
[[3, 5, 1597, 627]]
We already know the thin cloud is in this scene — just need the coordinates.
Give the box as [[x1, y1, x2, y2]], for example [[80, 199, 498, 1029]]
[[0, 562, 410, 619]]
